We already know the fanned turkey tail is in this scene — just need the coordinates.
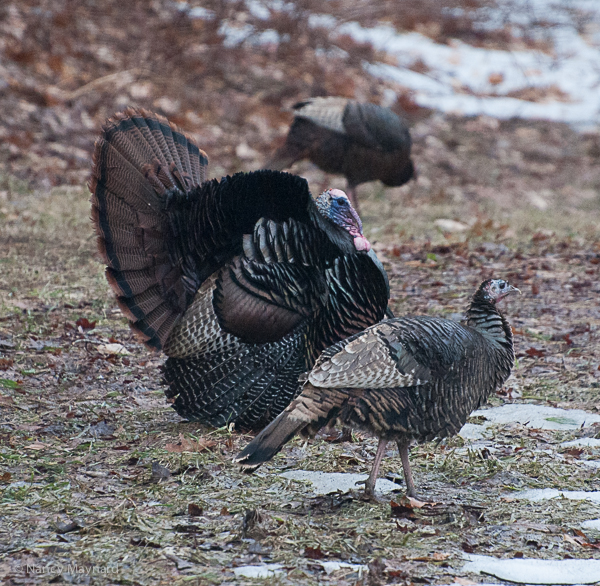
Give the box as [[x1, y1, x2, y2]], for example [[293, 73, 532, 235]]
[[89, 108, 208, 350]]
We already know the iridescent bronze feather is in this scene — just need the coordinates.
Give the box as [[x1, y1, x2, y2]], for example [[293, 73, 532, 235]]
[[90, 109, 390, 430]]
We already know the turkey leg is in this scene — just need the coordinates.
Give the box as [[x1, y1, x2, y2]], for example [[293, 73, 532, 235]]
[[363, 438, 388, 498], [397, 441, 418, 498]]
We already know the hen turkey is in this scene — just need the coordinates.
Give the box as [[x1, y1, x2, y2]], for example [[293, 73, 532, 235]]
[[90, 109, 390, 431], [265, 97, 414, 212], [235, 279, 518, 498]]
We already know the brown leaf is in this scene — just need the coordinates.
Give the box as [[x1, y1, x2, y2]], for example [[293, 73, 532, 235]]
[[525, 347, 544, 358], [76, 317, 96, 330], [563, 448, 583, 458], [188, 503, 203, 517], [406, 496, 433, 508], [165, 433, 216, 453], [390, 500, 417, 520], [0, 471, 11, 483], [24, 442, 47, 450], [0, 358, 14, 370], [304, 546, 326, 559], [432, 552, 450, 561]]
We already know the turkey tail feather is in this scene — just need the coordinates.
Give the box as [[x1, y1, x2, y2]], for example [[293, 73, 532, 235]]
[[234, 410, 307, 470], [90, 108, 208, 350]]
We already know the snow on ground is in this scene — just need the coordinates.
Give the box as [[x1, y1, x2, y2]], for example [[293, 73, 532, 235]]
[[280, 470, 400, 496], [462, 554, 600, 584], [469, 403, 600, 430], [338, 1, 600, 127], [514, 488, 600, 503], [182, 0, 600, 127]]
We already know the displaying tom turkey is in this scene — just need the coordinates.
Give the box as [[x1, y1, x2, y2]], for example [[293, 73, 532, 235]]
[[90, 109, 390, 431], [235, 279, 519, 498], [265, 97, 414, 212]]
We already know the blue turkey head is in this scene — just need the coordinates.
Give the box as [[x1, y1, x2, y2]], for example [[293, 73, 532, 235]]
[[315, 189, 370, 251]]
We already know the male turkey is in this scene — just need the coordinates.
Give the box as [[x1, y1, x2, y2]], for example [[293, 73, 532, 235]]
[[235, 279, 519, 498], [265, 97, 414, 212], [90, 109, 390, 431]]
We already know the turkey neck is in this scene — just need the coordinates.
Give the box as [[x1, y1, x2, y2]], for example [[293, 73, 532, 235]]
[[465, 297, 513, 357], [308, 206, 356, 255]]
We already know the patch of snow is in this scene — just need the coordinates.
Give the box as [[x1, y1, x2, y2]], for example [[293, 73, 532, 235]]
[[280, 470, 400, 495], [472, 404, 600, 430], [319, 561, 368, 575], [459, 423, 489, 440], [513, 489, 600, 504], [579, 460, 600, 469], [176, 0, 600, 125], [562, 438, 600, 448], [582, 519, 600, 531], [339, 2, 600, 126], [233, 564, 284, 578], [463, 553, 600, 584]]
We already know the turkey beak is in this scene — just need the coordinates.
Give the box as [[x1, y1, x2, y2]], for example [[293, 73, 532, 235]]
[[508, 285, 521, 295]]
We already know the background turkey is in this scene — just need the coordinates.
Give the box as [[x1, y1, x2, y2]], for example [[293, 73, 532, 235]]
[[235, 279, 519, 498], [265, 97, 415, 212], [90, 109, 390, 431]]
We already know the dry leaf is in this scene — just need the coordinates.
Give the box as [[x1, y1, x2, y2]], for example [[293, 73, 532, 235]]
[[525, 347, 544, 358], [188, 503, 203, 516], [24, 442, 47, 450], [304, 546, 326, 559], [76, 317, 96, 330], [97, 343, 131, 356], [432, 552, 450, 561], [165, 433, 216, 453]]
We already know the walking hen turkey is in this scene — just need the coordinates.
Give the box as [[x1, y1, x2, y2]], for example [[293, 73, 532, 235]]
[[90, 109, 390, 431], [235, 279, 518, 498], [265, 97, 414, 212]]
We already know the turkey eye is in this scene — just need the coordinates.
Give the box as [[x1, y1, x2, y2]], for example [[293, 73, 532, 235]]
[[499, 282, 505, 289], [337, 198, 347, 206]]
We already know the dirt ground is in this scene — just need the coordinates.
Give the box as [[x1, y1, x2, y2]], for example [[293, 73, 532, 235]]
[[1, 1, 600, 585]]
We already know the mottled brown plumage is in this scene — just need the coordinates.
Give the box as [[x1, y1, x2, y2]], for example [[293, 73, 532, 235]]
[[235, 279, 519, 498], [90, 109, 390, 431], [265, 97, 414, 211]]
